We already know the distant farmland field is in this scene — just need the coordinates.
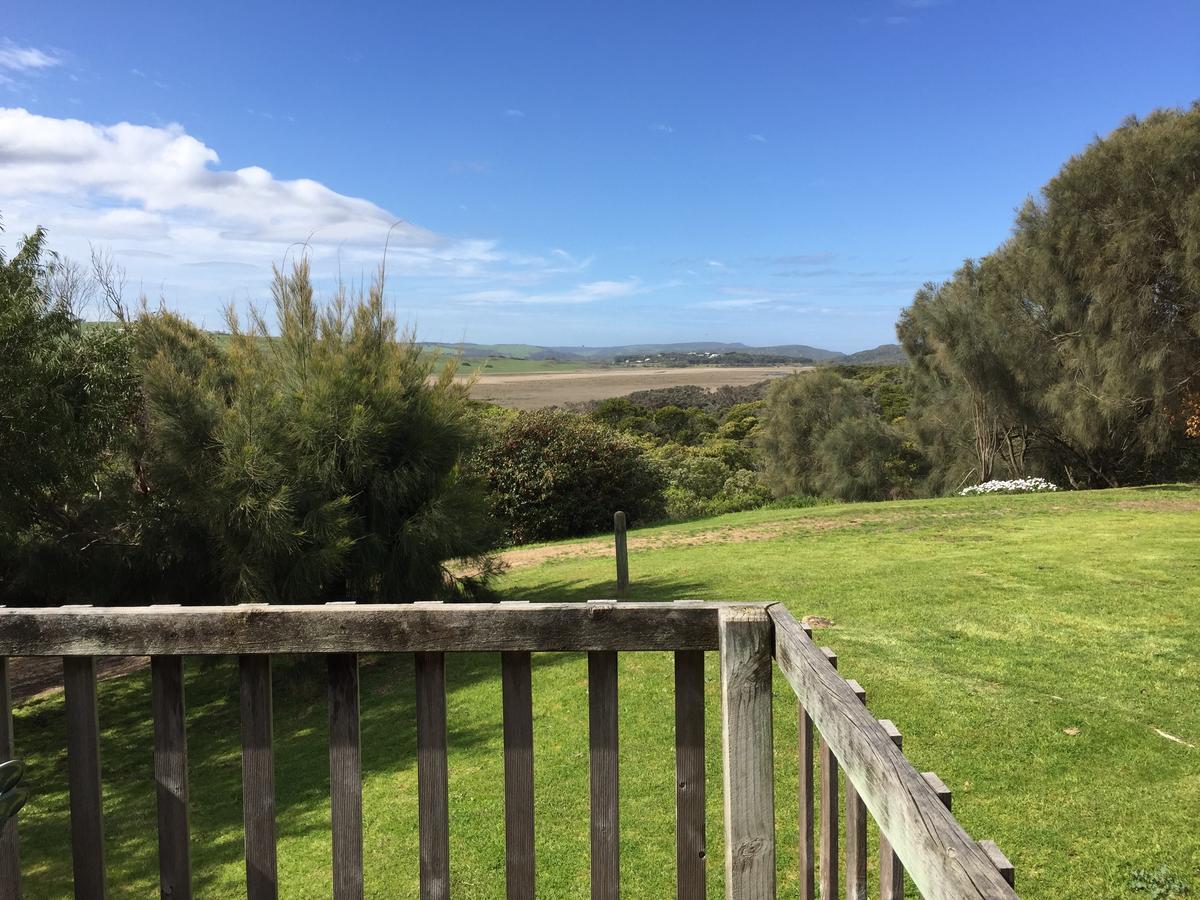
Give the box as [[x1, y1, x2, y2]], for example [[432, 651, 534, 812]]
[[462, 364, 809, 408]]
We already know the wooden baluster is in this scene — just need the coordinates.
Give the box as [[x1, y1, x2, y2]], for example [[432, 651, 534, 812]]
[[877, 720, 905, 900], [239, 654, 277, 900], [151, 656, 191, 900], [674, 647, 705, 898], [919, 773, 953, 899], [797, 623, 814, 900], [719, 606, 775, 899], [63, 656, 106, 900], [587, 606, 620, 900], [328, 653, 363, 900], [0, 657, 21, 900], [979, 840, 1015, 888], [415, 651, 450, 900], [843, 680, 867, 900], [818, 648, 838, 900], [501, 650, 535, 899], [613, 512, 629, 598]]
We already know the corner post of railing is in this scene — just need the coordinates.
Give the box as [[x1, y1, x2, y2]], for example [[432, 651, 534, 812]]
[[719, 604, 775, 899]]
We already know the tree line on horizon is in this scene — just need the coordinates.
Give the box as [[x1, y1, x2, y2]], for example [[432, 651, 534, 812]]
[[1, 102, 1197, 607]]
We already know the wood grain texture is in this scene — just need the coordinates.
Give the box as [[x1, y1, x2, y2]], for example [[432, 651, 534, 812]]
[[63, 656, 106, 900], [818, 649, 838, 900], [674, 649, 706, 899], [328, 654, 363, 900], [0, 602, 766, 655], [843, 679, 867, 900], [769, 606, 1017, 899], [239, 655, 277, 900], [588, 648, 619, 900], [151, 656, 191, 899], [718, 606, 775, 899], [979, 841, 1015, 887], [415, 652, 450, 900], [614, 512, 629, 597], [877, 720, 905, 900], [797, 698, 814, 900], [0, 658, 21, 900], [501, 651, 535, 900]]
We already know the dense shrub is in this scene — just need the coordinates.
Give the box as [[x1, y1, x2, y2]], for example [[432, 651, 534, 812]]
[[476, 409, 665, 543]]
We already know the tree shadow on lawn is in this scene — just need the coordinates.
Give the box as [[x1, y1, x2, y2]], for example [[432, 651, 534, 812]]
[[500, 573, 715, 604]]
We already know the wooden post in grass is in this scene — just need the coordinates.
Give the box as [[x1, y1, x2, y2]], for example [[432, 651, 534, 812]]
[[614, 512, 629, 598]]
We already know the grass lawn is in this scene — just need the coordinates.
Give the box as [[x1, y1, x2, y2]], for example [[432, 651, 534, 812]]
[[454, 356, 590, 376], [10, 486, 1200, 898]]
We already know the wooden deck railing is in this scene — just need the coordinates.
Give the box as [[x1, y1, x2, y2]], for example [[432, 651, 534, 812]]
[[0, 601, 1017, 899]]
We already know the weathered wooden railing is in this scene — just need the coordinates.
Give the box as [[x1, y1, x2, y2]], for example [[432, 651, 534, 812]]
[[0, 601, 1017, 899]]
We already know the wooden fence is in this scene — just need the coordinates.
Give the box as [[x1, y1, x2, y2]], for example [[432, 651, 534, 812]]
[[0, 601, 1016, 899]]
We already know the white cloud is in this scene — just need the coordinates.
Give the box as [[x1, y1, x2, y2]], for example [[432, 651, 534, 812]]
[[0, 41, 61, 72], [748, 133, 767, 143], [650, 123, 675, 134], [458, 278, 644, 305], [504, 108, 525, 118]]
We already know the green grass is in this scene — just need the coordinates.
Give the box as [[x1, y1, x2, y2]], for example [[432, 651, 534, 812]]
[[11, 486, 1200, 898], [453, 356, 590, 376]]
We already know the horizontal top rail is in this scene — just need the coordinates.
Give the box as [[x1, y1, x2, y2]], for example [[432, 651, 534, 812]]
[[769, 604, 1018, 900], [0, 601, 772, 656]]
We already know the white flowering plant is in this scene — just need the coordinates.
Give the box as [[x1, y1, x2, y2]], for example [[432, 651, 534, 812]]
[[959, 477, 1060, 496]]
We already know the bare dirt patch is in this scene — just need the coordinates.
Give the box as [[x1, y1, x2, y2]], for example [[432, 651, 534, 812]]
[[1113, 499, 1200, 512], [9, 656, 149, 705], [463, 365, 810, 410]]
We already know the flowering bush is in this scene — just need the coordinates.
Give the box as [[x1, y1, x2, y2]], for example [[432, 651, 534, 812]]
[[959, 477, 1060, 496]]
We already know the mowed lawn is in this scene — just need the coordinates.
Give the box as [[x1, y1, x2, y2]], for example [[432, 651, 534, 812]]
[[10, 486, 1200, 898]]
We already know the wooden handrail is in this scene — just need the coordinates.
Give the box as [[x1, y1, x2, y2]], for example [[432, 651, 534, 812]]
[[769, 604, 1018, 900], [0, 601, 773, 656]]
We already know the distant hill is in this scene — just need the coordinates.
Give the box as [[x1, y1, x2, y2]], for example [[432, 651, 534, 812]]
[[839, 343, 906, 365], [419, 340, 905, 365]]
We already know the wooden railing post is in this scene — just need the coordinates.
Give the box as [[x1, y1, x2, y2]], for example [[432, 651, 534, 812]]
[[673, 601, 706, 897], [844, 679, 867, 900], [151, 655, 191, 900], [328, 653, 363, 900], [817, 648, 838, 900], [415, 651, 451, 900], [878, 721, 905, 900], [613, 512, 629, 598], [501, 648, 535, 900], [64, 655, 106, 900], [588, 601, 620, 900], [719, 605, 775, 899], [796, 623, 814, 900], [239, 654, 277, 900], [0, 657, 21, 900]]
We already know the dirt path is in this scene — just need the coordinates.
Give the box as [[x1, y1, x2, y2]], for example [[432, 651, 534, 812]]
[[464, 365, 810, 409]]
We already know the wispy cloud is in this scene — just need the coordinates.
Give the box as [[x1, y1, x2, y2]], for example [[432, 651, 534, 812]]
[[650, 123, 675, 134], [754, 252, 837, 266], [504, 108, 525, 118], [0, 41, 62, 72], [449, 160, 492, 174], [459, 278, 644, 306], [748, 133, 767, 143]]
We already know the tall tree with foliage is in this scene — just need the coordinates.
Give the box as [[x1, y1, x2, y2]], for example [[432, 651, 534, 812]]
[[141, 261, 499, 603]]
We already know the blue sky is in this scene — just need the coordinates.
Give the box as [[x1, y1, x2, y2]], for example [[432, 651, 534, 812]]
[[1, 1, 1197, 351]]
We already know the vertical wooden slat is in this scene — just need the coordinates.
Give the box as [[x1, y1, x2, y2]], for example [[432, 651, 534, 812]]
[[0, 657, 21, 900], [922, 772, 952, 811], [151, 656, 191, 899], [501, 651, 535, 899], [979, 840, 1015, 887], [817, 647, 838, 900], [328, 653, 363, 900], [588, 648, 619, 900], [63, 656, 106, 900], [797, 623, 814, 900], [719, 606, 775, 899], [239, 654, 277, 900], [877, 720, 904, 900], [674, 649, 705, 898], [415, 652, 450, 900], [843, 679, 867, 900], [613, 512, 629, 597]]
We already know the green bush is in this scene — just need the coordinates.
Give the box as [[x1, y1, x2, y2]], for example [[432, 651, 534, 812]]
[[476, 409, 665, 543]]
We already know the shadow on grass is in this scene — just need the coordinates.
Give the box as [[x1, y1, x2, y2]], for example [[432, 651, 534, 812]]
[[500, 573, 713, 604]]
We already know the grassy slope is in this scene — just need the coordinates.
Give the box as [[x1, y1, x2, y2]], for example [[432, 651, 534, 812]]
[[12, 487, 1200, 898]]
